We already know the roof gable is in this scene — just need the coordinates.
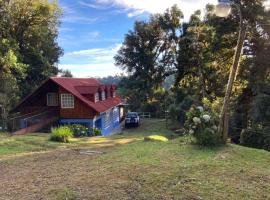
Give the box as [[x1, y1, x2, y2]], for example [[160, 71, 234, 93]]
[[13, 77, 121, 113]]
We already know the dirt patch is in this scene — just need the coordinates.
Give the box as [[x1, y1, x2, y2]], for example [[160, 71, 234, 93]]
[[0, 146, 154, 200]]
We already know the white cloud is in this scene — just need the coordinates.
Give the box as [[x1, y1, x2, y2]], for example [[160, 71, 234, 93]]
[[62, 16, 98, 24], [60, 44, 122, 77], [66, 43, 121, 57], [90, 0, 218, 19], [78, 0, 109, 9]]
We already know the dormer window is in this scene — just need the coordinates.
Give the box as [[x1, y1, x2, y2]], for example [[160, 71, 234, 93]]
[[105, 90, 108, 99], [101, 91, 105, 100], [95, 93, 99, 102], [99, 91, 102, 101]]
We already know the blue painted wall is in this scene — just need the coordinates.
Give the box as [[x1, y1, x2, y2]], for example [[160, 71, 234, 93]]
[[94, 107, 120, 136]]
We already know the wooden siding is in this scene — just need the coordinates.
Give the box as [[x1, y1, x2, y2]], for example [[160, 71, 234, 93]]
[[16, 79, 99, 119], [59, 87, 96, 119], [18, 81, 60, 115]]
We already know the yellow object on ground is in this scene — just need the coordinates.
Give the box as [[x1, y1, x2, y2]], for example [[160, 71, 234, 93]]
[[144, 135, 169, 142]]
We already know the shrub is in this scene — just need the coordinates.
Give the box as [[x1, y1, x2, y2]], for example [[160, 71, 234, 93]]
[[68, 124, 89, 137], [93, 128, 102, 136], [241, 127, 270, 151], [50, 126, 73, 143], [185, 105, 222, 146]]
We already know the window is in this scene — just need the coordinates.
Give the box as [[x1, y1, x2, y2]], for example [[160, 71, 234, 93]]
[[95, 93, 99, 102], [47, 93, 58, 106], [104, 111, 111, 128], [61, 94, 74, 108], [101, 91, 105, 100], [113, 91, 116, 98]]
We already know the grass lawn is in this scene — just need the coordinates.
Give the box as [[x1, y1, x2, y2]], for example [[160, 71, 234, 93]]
[[0, 119, 270, 200]]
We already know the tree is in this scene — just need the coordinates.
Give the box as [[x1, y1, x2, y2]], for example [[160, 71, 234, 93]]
[[217, 0, 269, 142], [0, 0, 62, 115], [115, 5, 183, 107], [59, 69, 73, 77], [0, 0, 63, 98]]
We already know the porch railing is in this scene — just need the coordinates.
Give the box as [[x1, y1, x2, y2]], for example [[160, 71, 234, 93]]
[[8, 109, 58, 132]]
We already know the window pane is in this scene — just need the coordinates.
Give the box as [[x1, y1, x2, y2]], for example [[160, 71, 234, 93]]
[[102, 91, 105, 100], [47, 93, 58, 106], [61, 94, 74, 108], [95, 93, 99, 102]]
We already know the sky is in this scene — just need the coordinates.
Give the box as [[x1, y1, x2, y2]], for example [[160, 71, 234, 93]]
[[58, 0, 260, 77]]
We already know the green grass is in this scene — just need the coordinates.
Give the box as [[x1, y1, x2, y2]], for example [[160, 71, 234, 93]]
[[0, 119, 270, 199]]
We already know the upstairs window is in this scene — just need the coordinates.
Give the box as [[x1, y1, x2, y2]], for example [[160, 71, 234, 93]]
[[99, 91, 102, 101], [101, 91, 106, 100], [105, 90, 108, 99], [61, 93, 74, 108], [95, 93, 99, 102], [47, 93, 58, 106]]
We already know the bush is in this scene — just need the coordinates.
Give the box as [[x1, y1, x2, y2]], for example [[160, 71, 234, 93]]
[[50, 126, 73, 143], [68, 124, 89, 137], [185, 106, 222, 146], [93, 128, 102, 136], [241, 127, 270, 151]]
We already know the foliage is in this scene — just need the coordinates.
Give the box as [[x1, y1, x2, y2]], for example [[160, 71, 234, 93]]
[[144, 135, 169, 142], [93, 128, 102, 136], [185, 106, 222, 146], [59, 69, 73, 77], [50, 126, 73, 143], [116, 2, 270, 149], [67, 124, 88, 137], [0, 0, 62, 113], [241, 127, 270, 151], [97, 74, 125, 85]]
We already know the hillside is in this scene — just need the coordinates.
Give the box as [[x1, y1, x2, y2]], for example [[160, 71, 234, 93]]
[[0, 119, 269, 200]]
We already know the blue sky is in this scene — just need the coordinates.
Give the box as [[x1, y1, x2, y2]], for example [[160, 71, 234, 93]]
[[57, 0, 219, 77]]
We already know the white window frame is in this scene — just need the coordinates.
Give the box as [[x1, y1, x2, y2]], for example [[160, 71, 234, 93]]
[[47, 93, 58, 106], [61, 93, 74, 108], [101, 91, 106, 100], [94, 93, 99, 102]]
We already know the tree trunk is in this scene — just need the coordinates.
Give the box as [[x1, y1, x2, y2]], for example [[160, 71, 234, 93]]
[[198, 64, 206, 100], [218, 21, 247, 143]]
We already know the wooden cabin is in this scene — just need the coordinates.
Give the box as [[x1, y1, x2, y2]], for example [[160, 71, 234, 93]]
[[12, 77, 123, 136]]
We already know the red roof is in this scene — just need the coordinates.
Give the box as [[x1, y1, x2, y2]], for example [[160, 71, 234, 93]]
[[13, 77, 121, 113], [51, 77, 121, 113]]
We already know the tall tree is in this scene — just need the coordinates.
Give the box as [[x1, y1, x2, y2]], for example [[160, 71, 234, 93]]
[[115, 5, 183, 107], [0, 0, 63, 99]]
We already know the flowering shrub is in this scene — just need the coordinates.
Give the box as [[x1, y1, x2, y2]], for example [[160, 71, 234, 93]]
[[68, 124, 89, 137], [93, 128, 102, 136], [185, 106, 222, 146]]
